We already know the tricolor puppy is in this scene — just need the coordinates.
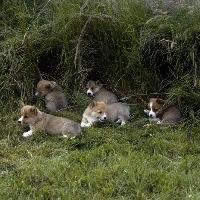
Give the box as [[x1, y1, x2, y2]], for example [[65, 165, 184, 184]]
[[18, 101, 81, 138], [144, 98, 181, 125], [86, 80, 118, 104], [81, 100, 130, 127], [35, 78, 67, 112]]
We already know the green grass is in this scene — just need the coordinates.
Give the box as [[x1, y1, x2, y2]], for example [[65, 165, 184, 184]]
[[1, 0, 200, 199], [1, 107, 200, 199]]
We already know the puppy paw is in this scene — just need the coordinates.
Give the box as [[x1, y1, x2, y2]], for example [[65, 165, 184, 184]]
[[120, 121, 126, 125], [63, 134, 77, 139], [144, 109, 150, 114], [81, 122, 92, 127], [115, 118, 122, 124], [22, 130, 33, 137], [157, 121, 162, 124]]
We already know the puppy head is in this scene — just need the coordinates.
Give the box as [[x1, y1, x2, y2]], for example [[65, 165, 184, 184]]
[[86, 80, 103, 96], [35, 78, 55, 97], [148, 98, 165, 118], [89, 100, 107, 122], [18, 101, 39, 125]]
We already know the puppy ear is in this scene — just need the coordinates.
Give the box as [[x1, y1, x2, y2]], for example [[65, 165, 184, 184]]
[[30, 105, 38, 115], [89, 100, 97, 109], [19, 100, 25, 107], [156, 98, 165, 104], [95, 80, 101, 85], [39, 76, 43, 81]]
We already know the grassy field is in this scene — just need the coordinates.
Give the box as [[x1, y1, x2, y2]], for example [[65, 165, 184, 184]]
[[1, 106, 200, 199], [1, 0, 200, 199]]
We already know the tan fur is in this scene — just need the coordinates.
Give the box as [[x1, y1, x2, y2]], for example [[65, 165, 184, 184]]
[[35, 78, 67, 111], [18, 101, 81, 138], [86, 80, 118, 104], [144, 98, 181, 125], [81, 100, 130, 127]]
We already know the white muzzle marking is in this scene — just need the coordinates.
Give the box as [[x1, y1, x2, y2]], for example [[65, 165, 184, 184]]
[[149, 102, 156, 119], [18, 116, 23, 124], [98, 113, 107, 122], [87, 88, 93, 96]]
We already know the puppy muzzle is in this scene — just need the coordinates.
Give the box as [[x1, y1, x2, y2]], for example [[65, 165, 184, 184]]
[[97, 116, 107, 122], [87, 89, 93, 96]]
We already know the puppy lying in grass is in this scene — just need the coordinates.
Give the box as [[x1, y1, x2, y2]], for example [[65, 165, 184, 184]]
[[18, 101, 81, 138], [144, 98, 181, 125], [35, 78, 67, 112], [85, 80, 119, 104], [81, 100, 130, 127]]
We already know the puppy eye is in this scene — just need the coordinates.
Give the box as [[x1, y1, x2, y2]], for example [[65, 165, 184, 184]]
[[91, 87, 94, 90], [99, 111, 102, 114], [24, 115, 28, 118]]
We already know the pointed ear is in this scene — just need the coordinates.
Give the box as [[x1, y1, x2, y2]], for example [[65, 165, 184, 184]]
[[39, 76, 43, 81], [45, 83, 52, 90], [89, 100, 97, 109], [156, 98, 165, 104], [30, 105, 38, 115], [19, 100, 25, 107], [95, 80, 101, 85]]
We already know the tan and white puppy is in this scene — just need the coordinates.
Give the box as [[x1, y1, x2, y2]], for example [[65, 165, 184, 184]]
[[81, 100, 130, 127], [35, 78, 67, 112], [86, 80, 118, 104], [144, 98, 181, 125], [18, 101, 81, 138]]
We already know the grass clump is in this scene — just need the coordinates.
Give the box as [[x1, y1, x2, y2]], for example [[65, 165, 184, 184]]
[[1, 0, 200, 199]]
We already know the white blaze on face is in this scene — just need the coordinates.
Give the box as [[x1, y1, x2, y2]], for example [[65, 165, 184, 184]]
[[87, 88, 93, 96], [18, 116, 23, 124], [149, 102, 156, 118]]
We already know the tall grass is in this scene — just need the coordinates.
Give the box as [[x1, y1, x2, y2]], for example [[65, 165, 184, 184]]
[[1, 0, 200, 109]]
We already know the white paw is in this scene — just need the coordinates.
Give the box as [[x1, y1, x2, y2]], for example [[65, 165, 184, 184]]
[[69, 136, 76, 140], [115, 119, 122, 124], [63, 135, 68, 138], [144, 109, 150, 114], [120, 121, 126, 126], [157, 121, 162, 124], [81, 122, 92, 127], [22, 130, 33, 137]]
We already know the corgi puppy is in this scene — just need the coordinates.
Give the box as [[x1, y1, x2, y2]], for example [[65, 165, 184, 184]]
[[144, 98, 181, 124], [18, 101, 81, 138], [86, 80, 118, 104], [35, 78, 67, 112], [81, 100, 130, 127]]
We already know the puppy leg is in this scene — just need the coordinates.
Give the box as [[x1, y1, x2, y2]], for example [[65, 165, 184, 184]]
[[150, 117, 160, 122], [23, 130, 33, 137], [81, 117, 92, 127], [144, 109, 150, 115], [115, 117, 126, 125]]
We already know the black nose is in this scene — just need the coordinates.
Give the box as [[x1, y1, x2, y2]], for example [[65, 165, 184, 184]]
[[104, 117, 106, 120], [18, 120, 21, 124], [149, 114, 152, 117], [87, 92, 91, 95]]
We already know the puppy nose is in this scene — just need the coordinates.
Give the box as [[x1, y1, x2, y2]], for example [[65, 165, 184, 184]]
[[149, 114, 152, 117], [18, 120, 21, 124], [104, 116, 106, 120], [87, 92, 91, 95]]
